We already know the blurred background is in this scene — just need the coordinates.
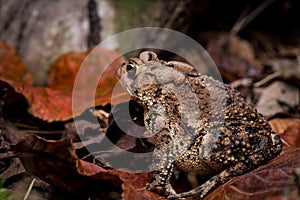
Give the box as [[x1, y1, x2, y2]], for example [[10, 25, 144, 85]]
[[1, 0, 299, 85]]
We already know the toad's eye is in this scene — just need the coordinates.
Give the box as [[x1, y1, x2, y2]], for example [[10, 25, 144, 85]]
[[126, 62, 139, 78]]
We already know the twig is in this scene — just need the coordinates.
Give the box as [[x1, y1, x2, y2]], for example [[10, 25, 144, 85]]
[[23, 178, 36, 200], [253, 71, 282, 87], [230, 0, 275, 36], [0, 152, 18, 160]]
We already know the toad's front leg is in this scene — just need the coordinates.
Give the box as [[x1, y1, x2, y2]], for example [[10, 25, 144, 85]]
[[146, 163, 177, 196], [146, 147, 178, 197]]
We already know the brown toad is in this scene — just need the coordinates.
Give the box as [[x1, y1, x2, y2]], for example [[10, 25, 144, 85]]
[[116, 51, 282, 199]]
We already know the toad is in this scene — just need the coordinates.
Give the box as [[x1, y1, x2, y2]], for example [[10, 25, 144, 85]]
[[116, 51, 282, 199]]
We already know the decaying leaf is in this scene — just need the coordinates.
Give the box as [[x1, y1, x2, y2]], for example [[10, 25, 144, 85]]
[[14, 134, 157, 199], [49, 51, 88, 93], [14, 125, 300, 200], [14, 134, 121, 197], [270, 118, 300, 149], [49, 48, 128, 107], [255, 55, 300, 87], [205, 148, 300, 200], [0, 42, 127, 122], [2, 41, 300, 199], [206, 34, 261, 82], [122, 182, 164, 200], [0, 41, 33, 85], [256, 81, 299, 118], [269, 118, 300, 135]]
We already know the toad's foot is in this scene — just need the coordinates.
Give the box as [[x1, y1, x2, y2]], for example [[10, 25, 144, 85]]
[[167, 182, 209, 199], [169, 162, 255, 199], [146, 182, 179, 198]]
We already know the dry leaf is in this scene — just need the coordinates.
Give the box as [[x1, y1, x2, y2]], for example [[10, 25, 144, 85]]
[[205, 148, 300, 200], [122, 182, 164, 200], [15, 132, 300, 200], [206, 34, 260, 82], [270, 118, 300, 149], [0, 41, 33, 84], [269, 118, 300, 135], [14, 134, 122, 197], [14, 134, 157, 199], [49, 51, 88, 93], [256, 81, 299, 117], [0, 42, 128, 121]]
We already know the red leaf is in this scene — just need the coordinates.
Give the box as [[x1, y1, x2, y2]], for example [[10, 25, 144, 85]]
[[122, 182, 164, 200], [205, 148, 300, 200], [269, 118, 300, 149], [49, 51, 88, 93], [0, 42, 128, 121], [15, 135, 122, 196], [0, 41, 33, 84], [15, 134, 157, 199]]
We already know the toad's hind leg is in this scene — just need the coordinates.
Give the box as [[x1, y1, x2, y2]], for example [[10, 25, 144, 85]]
[[168, 162, 255, 199]]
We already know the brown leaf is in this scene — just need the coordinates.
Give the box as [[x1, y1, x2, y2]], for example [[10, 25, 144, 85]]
[[15, 130, 300, 199], [77, 159, 105, 176], [49, 51, 88, 93], [270, 118, 300, 149], [269, 118, 300, 135], [47, 48, 127, 120], [1, 80, 74, 122], [122, 182, 164, 200], [0, 42, 128, 121], [118, 171, 163, 200], [14, 134, 122, 197], [14, 134, 159, 199], [205, 148, 300, 200], [69, 48, 129, 115], [14, 134, 80, 193], [0, 41, 33, 84], [18, 86, 73, 122], [49, 48, 128, 105], [206, 34, 260, 82], [256, 81, 299, 118]]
